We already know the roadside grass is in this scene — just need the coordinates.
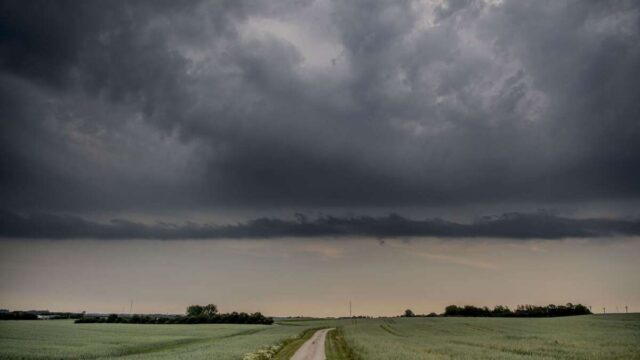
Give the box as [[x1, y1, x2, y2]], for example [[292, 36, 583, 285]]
[[325, 328, 360, 360]]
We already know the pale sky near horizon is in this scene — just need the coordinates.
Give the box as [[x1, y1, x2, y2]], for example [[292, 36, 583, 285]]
[[2, 237, 638, 317]]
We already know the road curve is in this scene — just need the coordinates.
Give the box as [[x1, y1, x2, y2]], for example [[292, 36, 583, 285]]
[[290, 328, 334, 360]]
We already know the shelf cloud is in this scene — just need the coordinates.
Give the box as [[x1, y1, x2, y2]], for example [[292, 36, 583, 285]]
[[2, 211, 639, 240]]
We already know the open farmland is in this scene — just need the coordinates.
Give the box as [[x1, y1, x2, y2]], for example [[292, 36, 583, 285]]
[[1, 315, 639, 359], [0, 320, 319, 360], [336, 314, 640, 359]]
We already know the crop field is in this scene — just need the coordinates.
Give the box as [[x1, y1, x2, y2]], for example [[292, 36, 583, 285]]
[[0, 320, 319, 359], [1, 315, 639, 359], [336, 314, 640, 359]]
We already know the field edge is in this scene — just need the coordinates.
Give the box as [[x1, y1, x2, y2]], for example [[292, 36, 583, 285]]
[[325, 327, 361, 360]]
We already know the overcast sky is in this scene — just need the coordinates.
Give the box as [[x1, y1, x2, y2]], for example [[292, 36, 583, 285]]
[[1, 0, 639, 315], [2, 0, 639, 218]]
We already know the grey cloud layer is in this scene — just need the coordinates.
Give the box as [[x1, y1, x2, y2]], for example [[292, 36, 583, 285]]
[[1, 0, 639, 212], [2, 210, 639, 240]]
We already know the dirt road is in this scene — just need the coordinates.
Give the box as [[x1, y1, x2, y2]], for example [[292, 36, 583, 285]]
[[289, 328, 334, 360]]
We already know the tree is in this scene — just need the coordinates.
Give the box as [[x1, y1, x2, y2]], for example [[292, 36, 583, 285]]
[[404, 309, 415, 317], [202, 304, 218, 317], [444, 305, 461, 316], [186, 305, 204, 317]]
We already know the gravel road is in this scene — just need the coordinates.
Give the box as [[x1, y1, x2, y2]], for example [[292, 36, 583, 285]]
[[289, 328, 334, 360]]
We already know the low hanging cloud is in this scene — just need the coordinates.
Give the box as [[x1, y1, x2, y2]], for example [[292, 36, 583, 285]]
[[2, 211, 639, 240]]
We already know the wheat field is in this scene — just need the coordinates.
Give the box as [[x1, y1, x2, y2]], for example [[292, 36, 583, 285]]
[[337, 314, 640, 359], [1, 315, 639, 359]]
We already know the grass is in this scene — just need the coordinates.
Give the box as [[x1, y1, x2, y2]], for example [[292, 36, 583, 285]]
[[325, 328, 360, 360], [1, 315, 639, 359], [338, 314, 640, 359], [0, 320, 318, 360]]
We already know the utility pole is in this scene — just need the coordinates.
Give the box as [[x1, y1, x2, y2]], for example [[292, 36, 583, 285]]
[[625, 305, 628, 313], [603, 307, 606, 314], [130, 300, 134, 315], [348, 300, 357, 325]]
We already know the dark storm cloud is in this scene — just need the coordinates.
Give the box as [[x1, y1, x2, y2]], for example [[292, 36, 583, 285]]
[[2, 210, 639, 240], [1, 0, 639, 214]]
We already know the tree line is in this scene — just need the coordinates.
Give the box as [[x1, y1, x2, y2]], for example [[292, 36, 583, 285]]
[[0, 311, 38, 320], [0, 310, 84, 320], [75, 304, 274, 325], [443, 303, 591, 317], [402, 303, 591, 317]]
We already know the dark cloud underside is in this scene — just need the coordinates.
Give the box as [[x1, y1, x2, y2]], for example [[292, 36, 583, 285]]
[[2, 210, 639, 240], [1, 0, 639, 214]]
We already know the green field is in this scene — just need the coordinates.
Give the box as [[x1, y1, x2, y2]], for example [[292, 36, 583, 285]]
[[0, 320, 321, 360], [336, 314, 640, 359], [1, 315, 639, 359]]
